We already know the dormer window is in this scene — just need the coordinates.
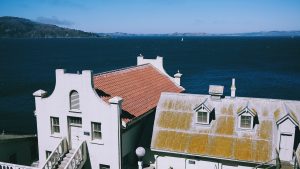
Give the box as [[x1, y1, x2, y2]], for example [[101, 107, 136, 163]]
[[70, 90, 80, 111], [238, 107, 256, 130], [194, 99, 214, 125]]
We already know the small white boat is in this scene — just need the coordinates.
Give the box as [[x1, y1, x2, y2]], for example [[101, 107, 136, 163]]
[[181, 37, 184, 42]]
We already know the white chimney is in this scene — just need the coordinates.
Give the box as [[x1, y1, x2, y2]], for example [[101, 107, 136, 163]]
[[231, 78, 236, 98], [174, 70, 182, 86]]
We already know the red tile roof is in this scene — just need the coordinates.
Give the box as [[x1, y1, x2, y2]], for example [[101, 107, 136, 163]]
[[93, 64, 184, 123]]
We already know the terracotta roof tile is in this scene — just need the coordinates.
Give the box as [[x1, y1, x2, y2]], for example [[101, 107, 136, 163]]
[[93, 64, 184, 123]]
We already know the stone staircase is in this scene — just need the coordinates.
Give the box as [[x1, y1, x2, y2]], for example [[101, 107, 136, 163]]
[[57, 149, 75, 169]]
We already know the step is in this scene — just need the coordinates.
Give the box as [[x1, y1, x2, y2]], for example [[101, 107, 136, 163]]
[[69, 149, 76, 154], [66, 153, 74, 158]]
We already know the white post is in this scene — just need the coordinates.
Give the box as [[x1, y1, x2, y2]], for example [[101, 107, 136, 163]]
[[231, 78, 236, 98], [174, 70, 182, 86], [109, 96, 123, 169], [138, 161, 143, 169], [136, 147, 145, 169]]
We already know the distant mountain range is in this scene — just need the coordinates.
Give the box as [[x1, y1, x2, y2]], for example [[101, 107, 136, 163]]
[[0, 16, 101, 38], [99, 31, 300, 37], [1, 16, 300, 38]]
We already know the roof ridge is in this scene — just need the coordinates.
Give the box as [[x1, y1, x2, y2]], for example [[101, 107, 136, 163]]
[[93, 63, 150, 77], [161, 92, 300, 103]]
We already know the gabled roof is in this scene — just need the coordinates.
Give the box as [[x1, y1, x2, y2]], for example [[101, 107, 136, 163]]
[[194, 99, 213, 112], [93, 64, 184, 123], [151, 92, 300, 163], [237, 102, 257, 117]]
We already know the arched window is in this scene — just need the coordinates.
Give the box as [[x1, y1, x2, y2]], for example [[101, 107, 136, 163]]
[[70, 90, 80, 110]]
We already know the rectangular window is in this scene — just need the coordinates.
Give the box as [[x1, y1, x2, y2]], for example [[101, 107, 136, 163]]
[[197, 111, 208, 123], [100, 164, 110, 169], [240, 115, 252, 128], [50, 117, 60, 134], [92, 122, 102, 140]]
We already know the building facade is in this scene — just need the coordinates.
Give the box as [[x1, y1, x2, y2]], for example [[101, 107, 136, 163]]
[[33, 56, 183, 169]]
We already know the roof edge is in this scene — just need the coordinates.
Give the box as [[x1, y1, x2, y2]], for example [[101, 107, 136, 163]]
[[150, 148, 274, 165]]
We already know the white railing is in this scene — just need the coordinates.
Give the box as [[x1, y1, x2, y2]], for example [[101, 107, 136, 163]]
[[0, 162, 37, 169], [64, 141, 87, 169], [42, 138, 68, 169]]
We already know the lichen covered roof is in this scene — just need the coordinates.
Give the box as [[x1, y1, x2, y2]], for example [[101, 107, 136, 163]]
[[93, 64, 184, 123], [151, 92, 300, 163]]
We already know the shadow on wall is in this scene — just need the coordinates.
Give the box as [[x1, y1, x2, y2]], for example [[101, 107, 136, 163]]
[[294, 126, 300, 151], [82, 146, 92, 169]]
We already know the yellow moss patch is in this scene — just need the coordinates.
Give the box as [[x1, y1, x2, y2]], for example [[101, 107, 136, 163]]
[[274, 108, 281, 121], [215, 116, 235, 135], [158, 111, 192, 130], [221, 104, 234, 115], [234, 138, 253, 161], [154, 130, 189, 152], [251, 108, 258, 116], [169, 132, 190, 152], [163, 100, 174, 110], [208, 136, 234, 158], [257, 121, 273, 140], [237, 106, 243, 113], [255, 140, 271, 162], [262, 109, 269, 117], [153, 130, 169, 149], [187, 134, 209, 155]]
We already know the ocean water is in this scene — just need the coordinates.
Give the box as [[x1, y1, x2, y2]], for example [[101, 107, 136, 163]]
[[0, 37, 300, 134]]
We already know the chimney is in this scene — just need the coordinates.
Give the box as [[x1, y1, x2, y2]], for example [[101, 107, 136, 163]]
[[174, 70, 182, 86], [231, 78, 236, 98], [209, 85, 224, 100]]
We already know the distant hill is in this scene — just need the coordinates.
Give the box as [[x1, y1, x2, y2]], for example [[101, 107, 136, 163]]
[[99, 31, 300, 37], [0, 16, 101, 38]]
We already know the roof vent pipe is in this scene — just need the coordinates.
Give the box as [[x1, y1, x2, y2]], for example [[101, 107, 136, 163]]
[[231, 78, 236, 98]]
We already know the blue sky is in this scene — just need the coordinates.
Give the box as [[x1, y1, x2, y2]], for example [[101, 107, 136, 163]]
[[0, 0, 300, 34]]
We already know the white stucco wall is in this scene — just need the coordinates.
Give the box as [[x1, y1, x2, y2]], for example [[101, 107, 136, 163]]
[[153, 153, 265, 169], [34, 69, 122, 169]]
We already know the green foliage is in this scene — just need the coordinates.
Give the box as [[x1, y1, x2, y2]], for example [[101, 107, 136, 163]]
[[0, 16, 102, 38]]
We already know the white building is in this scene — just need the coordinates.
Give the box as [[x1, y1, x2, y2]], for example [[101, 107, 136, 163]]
[[150, 81, 300, 169], [32, 55, 183, 169]]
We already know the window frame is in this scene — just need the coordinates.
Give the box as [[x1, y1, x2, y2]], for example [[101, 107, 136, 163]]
[[70, 90, 80, 111], [50, 117, 60, 134], [91, 122, 102, 140], [197, 111, 209, 124], [238, 113, 253, 130]]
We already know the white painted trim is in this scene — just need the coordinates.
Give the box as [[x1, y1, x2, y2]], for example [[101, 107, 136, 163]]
[[276, 114, 299, 126], [238, 114, 253, 130]]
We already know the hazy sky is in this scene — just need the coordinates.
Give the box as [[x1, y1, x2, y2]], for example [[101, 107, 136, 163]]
[[0, 0, 300, 34]]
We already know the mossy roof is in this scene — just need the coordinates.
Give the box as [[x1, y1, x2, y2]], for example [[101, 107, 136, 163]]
[[151, 92, 300, 163]]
